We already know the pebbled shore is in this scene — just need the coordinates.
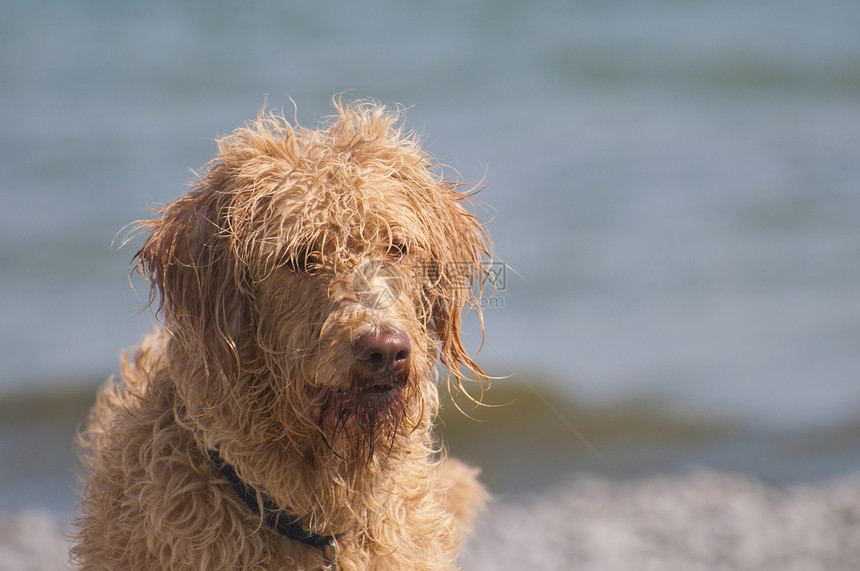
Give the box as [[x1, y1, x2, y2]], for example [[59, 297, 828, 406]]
[[0, 509, 71, 571], [3, 471, 859, 570], [463, 471, 860, 571]]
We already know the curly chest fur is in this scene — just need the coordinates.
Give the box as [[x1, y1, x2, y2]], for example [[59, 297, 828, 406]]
[[74, 357, 476, 570]]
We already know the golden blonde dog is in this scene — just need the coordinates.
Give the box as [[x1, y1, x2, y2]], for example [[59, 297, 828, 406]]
[[72, 100, 491, 570]]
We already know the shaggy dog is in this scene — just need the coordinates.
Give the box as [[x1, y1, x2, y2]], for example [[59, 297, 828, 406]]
[[72, 101, 492, 570]]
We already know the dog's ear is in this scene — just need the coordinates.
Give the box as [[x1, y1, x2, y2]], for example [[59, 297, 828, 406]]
[[134, 180, 247, 383], [429, 190, 493, 392]]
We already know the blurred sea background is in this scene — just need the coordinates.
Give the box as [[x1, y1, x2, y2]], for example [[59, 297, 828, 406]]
[[2, 0, 860, 521]]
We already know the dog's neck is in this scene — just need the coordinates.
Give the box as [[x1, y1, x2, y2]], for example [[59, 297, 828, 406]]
[[172, 363, 437, 538], [208, 449, 338, 549], [202, 424, 435, 543]]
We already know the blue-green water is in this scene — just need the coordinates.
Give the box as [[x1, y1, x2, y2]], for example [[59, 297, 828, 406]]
[[2, 0, 860, 512]]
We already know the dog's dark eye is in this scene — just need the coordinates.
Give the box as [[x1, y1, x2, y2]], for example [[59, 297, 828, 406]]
[[283, 248, 320, 273], [387, 241, 407, 260]]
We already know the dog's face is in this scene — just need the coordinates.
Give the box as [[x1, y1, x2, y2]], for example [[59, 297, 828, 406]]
[[135, 102, 490, 463]]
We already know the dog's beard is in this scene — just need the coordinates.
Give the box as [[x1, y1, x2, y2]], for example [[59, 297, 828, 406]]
[[317, 368, 415, 463]]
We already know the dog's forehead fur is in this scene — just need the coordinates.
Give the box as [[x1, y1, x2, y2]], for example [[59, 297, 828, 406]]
[[210, 101, 484, 275]]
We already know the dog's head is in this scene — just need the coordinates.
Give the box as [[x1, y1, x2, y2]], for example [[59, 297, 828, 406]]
[[134, 100, 491, 464]]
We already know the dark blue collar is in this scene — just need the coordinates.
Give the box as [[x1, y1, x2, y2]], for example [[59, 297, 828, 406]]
[[208, 450, 337, 550]]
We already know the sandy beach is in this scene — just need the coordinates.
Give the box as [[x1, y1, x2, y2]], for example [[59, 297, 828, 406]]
[[4, 470, 858, 570]]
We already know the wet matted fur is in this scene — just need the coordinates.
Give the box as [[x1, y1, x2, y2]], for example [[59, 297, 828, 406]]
[[72, 100, 492, 570]]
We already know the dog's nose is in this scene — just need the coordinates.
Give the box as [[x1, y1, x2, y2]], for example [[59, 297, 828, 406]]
[[352, 330, 411, 375]]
